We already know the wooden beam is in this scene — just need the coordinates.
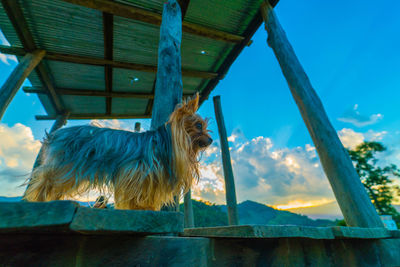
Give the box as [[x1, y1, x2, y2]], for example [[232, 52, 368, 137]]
[[1, 0, 64, 113], [213, 95, 239, 226], [36, 113, 151, 120], [199, 0, 280, 105], [103, 12, 113, 115], [0, 46, 217, 80], [0, 50, 45, 121], [260, 1, 383, 228], [177, 0, 191, 18], [23, 87, 155, 99], [60, 0, 243, 43], [150, 0, 183, 130]]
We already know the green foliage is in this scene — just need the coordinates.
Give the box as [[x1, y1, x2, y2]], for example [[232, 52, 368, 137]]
[[336, 219, 347, 226], [348, 141, 400, 226], [179, 200, 228, 227]]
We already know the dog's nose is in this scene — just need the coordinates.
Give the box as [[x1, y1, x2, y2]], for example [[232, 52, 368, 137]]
[[207, 137, 213, 146]]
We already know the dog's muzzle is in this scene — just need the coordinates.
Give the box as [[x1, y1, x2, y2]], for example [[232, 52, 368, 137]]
[[199, 137, 213, 148]]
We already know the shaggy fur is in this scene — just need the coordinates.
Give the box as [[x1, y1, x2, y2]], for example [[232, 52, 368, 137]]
[[23, 94, 212, 210]]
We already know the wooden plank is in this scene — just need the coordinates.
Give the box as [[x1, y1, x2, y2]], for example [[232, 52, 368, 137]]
[[103, 12, 113, 115], [24, 86, 195, 99], [213, 96, 239, 226], [331, 227, 391, 239], [260, 1, 383, 228], [70, 207, 184, 235], [60, 0, 243, 43], [150, 0, 183, 130], [36, 114, 151, 120], [1, 0, 64, 113], [0, 45, 218, 79], [0, 201, 78, 233], [0, 50, 45, 120], [183, 225, 335, 239], [199, 0, 280, 105]]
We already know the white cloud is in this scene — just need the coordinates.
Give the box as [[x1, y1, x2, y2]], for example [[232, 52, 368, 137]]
[[0, 123, 41, 197], [192, 129, 336, 207], [338, 128, 388, 149], [338, 104, 383, 127], [0, 30, 10, 46], [0, 53, 18, 65]]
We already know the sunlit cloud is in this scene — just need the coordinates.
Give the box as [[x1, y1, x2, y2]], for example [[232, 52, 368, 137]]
[[338, 104, 383, 127]]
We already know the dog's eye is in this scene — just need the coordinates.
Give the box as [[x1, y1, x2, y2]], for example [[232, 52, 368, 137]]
[[195, 122, 202, 130]]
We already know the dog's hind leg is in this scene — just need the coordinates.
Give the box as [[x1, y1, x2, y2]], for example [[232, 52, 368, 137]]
[[23, 165, 75, 202]]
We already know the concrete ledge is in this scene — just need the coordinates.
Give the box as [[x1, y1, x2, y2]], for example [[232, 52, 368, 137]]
[[331, 226, 391, 239], [0, 201, 184, 235], [184, 225, 335, 239], [0, 201, 78, 233], [184, 225, 396, 240], [70, 207, 184, 234]]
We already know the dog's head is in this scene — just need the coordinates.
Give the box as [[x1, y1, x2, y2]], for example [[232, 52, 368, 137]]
[[169, 93, 212, 154]]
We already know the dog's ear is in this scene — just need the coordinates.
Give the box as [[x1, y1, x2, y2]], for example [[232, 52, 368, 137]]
[[186, 93, 199, 113]]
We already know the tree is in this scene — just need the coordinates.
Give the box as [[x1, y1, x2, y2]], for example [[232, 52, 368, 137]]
[[348, 141, 400, 226]]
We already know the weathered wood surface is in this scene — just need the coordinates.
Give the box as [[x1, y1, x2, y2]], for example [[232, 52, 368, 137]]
[[0, 201, 78, 232], [0, 201, 184, 235], [260, 1, 383, 228], [70, 207, 184, 234], [59, 0, 243, 43], [35, 113, 152, 120], [184, 189, 195, 228], [150, 0, 183, 130], [0, 45, 218, 79], [332, 226, 391, 239], [213, 96, 239, 225], [1, 230, 398, 266], [1, 0, 64, 113], [184, 225, 335, 239], [0, 50, 45, 120]]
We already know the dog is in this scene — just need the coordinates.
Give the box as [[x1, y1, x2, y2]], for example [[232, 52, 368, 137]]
[[23, 94, 212, 210]]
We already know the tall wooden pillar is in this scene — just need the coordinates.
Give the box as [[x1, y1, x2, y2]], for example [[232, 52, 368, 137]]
[[0, 50, 45, 121], [184, 189, 195, 228], [150, 0, 183, 130], [151, 0, 183, 211], [213, 96, 239, 225], [260, 1, 383, 228]]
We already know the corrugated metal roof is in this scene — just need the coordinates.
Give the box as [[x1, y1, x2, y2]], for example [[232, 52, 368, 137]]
[[0, 0, 273, 120]]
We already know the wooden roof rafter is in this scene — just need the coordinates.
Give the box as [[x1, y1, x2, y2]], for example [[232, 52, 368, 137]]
[[102, 11, 113, 115], [36, 113, 152, 120], [0, 45, 218, 79], [60, 0, 243, 43], [1, 0, 65, 114]]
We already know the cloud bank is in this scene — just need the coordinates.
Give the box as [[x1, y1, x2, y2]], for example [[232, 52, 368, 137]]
[[338, 104, 383, 127]]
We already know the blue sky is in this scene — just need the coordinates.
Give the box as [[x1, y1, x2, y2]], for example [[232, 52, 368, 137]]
[[1, 0, 400, 217]]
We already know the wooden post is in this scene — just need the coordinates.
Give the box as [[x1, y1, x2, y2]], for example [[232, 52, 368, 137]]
[[184, 189, 195, 228], [134, 122, 141, 132], [260, 1, 383, 228], [213, 95, 239, 225], [151, 0, 183, 211], [0, 50, 45, 121], [150, 0, 182, 130]]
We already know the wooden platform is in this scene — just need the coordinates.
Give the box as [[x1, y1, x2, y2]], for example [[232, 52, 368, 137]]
[[1, 201, 399, 266]]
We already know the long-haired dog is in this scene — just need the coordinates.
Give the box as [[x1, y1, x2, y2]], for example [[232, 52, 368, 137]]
[[23, 94, 212, 210]]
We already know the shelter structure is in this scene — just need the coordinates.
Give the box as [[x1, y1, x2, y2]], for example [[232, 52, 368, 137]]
[[0, 0, 400, 266]]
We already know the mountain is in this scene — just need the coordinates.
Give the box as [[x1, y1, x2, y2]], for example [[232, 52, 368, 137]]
[[285, 201, 343, 220], [0, 196, 22, 202], [186, 200, 336, 227]]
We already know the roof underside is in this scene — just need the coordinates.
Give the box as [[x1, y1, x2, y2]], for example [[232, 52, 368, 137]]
[[0, 0, 278, 120]]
